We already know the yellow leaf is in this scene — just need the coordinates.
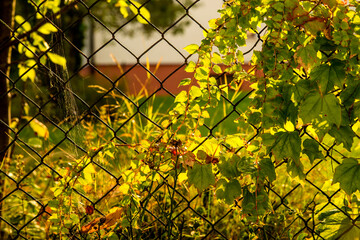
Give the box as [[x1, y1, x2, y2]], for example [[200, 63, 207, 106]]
[[47, 52, 66, 68], [118, 184, 130, 194], [129, 1, 150, 24], [352, 121, 360, 132], [81, 207, 123, 234], [38, 23, 58, 34], [23, 117, 49, 140], [284, 121, 295, 132], [178, 172, 188, 183]]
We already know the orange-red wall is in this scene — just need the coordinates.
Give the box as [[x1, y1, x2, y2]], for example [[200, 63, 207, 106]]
[[79, 64, 257, 96]]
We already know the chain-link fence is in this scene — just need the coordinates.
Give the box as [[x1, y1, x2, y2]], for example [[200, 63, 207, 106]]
[[0, 0, 356, 239]]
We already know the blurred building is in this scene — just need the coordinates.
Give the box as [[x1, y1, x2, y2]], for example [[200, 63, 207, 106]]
[[80, 1, 261, 96]]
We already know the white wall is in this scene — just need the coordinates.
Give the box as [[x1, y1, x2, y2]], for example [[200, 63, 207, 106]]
[[87, 1, 261, 65]]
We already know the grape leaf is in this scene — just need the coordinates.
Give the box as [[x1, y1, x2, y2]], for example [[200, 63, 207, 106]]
[[187, 163, 215, 191], [310, 61, 345, 94], [340, 82, 360, 107], [287, 158, 305, 179], [328, 125, 355, 151], [271, 131, 301, 161], [223, 179, 242, 204], [302, 139, 324, 164], [242, 187, 271, 216], [258, 158, 276, 182], [333, 158, 360, 195], [218, 155, 242, 179], [295, 43, 318, 70], [299, 91, 341, 127], [317, 209, 360, 240], [292, 79, 312, 102]]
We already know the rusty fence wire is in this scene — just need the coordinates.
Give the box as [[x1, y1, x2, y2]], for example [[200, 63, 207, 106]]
[[0, 0, 354, 239]]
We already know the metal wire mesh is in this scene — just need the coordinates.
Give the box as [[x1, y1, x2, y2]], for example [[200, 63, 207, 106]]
[[0, 0, 355, 239]]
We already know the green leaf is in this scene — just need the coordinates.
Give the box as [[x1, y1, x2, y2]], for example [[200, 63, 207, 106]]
[[315, 36, 338, 52], [224, 134, 245, 148], [328, 125, 355, 151], [184, 44, 199, 54], [271, 131, 301, 161], [295, 43, 318, 68], [258, 158, 276, 182], [47, 52, 66, 68], [223, 179, 242, 204], [296, 233, 309, 240], [218, 154, 242, 179], [299, 91, 341, 127], [287, 158, 305, 179], [242, 187, 271, 216], [38, 23, 58, 34], [317, 209, 360, 240], [178, 78, 192, 87], [27, 137, 43, 148], [333, 158, 360, 195], [340, 82, 360, 106], [310, 61, 345, 94], [213, 65, 222, 74], [187, 163, 215, 191], [302, 139, 324, 164], [292, 79, 312, 102]]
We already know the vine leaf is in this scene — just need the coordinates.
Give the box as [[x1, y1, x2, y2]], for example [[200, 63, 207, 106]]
[[302, 139, 324, 164], [216, 179, 242, 205], [292, 79, 312, 102], [340, 81, 360, 107], [333, 158, 360, 195], [295, 44, 318, 70], [317, 209, 360, 240], [218, 154, 242, 178], [187, 163, 215, 191], [258, 158, 276, 182], [287, 158, 305, 179], [271, 131, 301, 161], [242, 187, 271, 216], [328, 125, 355, 151], [310, 61, 345, 94], [299, 91, 341, 127]]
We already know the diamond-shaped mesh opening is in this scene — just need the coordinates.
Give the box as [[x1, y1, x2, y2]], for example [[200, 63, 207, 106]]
[[1, 190, 43, 237], [114, 30, 163, 60]]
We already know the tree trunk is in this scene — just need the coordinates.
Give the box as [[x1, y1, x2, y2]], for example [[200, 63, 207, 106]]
[[0, 0, 15, 162], [0, 0, 16, 238]]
